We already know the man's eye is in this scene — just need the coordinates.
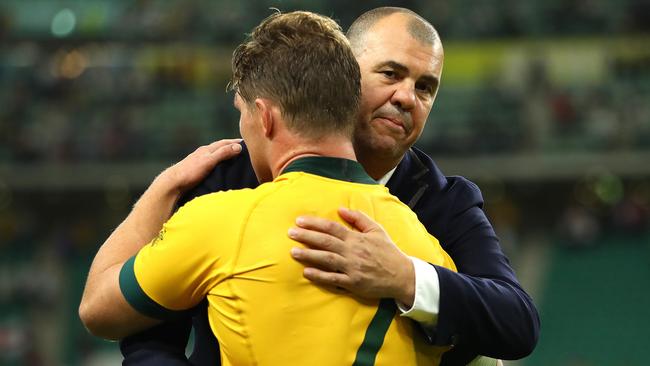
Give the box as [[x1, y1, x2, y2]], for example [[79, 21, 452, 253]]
[[381, 70, 396, 78], [416, 83, 434, 95]]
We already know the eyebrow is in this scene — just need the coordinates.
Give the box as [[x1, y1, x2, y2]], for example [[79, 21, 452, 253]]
[[376, 60, 439, 89]]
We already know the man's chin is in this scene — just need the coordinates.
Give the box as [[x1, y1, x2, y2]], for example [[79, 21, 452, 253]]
[[366, 137, 405, 158], [355, 128, 407, 155]]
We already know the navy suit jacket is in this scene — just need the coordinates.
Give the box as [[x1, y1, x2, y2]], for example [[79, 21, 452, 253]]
[[120, 144, 539, 365]]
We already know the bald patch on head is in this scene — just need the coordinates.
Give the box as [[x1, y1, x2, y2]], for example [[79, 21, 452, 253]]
[[347, 7, 439, 54], [406, 17, 437, 46]]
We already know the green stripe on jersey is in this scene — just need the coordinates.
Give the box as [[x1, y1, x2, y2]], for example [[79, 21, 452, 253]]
[[353, 298, 397, 366], [119, 256, 189, 319]]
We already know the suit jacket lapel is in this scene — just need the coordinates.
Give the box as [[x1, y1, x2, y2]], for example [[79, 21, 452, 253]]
[[386, 149, 430, 209]]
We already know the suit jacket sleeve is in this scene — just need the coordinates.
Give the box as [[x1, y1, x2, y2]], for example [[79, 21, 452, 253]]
[[433, 177, 540, 363], [388, 148, 540, 364]]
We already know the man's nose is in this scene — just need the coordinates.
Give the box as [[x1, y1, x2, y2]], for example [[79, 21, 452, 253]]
[[390, 81, 416, 111]]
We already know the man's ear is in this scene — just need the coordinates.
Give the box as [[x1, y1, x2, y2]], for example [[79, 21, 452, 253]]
[[254, 98, 276, 138]]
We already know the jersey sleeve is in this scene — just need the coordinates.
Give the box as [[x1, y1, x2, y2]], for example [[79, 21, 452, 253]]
[[119, 192, 241, 320]]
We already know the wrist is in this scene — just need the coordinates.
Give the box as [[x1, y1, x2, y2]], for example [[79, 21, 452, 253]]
[[395, 257, 440, 325], [154, 167, 184, 197], [138, 169, 183, 212], [394, 254, 416, 307], [130, 169, 183, 233]]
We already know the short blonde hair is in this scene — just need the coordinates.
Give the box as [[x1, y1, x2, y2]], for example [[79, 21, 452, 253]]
[[230, 11, 360, 139]]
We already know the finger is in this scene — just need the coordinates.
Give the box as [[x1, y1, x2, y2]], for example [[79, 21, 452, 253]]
[[288, 227, 344, 252], [205, 138, 243, 153], [338, 207, 383, 234], [290, 247, 345, 272], [302, 267, 350, 290], [205, 141, 242, 163], [294, 215, 351, 241]]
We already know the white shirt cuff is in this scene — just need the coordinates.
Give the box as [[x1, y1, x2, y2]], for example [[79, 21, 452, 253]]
[[395, 256, 440, 326]]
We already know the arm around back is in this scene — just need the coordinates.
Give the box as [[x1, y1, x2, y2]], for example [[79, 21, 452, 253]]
[[434, 177, 539, 361], [388, 148, 540, 363], [119, 143, 258, 365]]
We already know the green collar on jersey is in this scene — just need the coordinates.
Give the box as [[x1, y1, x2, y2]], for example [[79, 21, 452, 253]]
[[282, 156, 377, 184]]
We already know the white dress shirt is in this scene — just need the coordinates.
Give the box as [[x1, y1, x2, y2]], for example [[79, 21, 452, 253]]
[[378, 168, 440, 326]]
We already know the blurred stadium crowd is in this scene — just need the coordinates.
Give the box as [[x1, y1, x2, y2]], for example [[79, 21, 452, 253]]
[[1, 1, 650, 162], [0, 1, 649, 365]]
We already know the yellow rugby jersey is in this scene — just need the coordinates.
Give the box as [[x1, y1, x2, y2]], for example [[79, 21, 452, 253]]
[[120, 157, 457, 366]]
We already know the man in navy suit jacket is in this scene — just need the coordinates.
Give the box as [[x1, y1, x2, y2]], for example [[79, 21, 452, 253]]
[[120, 7, 539, 366]]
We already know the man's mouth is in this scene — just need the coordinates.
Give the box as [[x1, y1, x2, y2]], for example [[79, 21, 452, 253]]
[[375, 116, 406, 133]]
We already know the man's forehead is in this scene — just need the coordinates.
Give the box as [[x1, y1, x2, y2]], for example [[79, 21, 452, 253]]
[[363, 41, 442, 77], [370, 13, 436, 42], [364, 22, 440, 59]]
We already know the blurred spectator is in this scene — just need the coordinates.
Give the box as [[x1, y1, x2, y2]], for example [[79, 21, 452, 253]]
[[557, 203, 602, 248]]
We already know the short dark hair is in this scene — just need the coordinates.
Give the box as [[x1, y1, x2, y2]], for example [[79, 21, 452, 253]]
[[347, 7, 439, 53], [230, 11, 360, 139]]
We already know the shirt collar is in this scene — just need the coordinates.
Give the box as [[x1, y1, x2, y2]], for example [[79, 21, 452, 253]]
[[281, 156, 377, 184], [377, 166, 397, 186]]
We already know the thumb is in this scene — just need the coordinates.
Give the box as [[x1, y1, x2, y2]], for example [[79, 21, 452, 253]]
[[338, 207, 383, 234]]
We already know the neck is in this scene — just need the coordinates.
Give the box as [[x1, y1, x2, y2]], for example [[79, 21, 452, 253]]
[[270, 135, 357, 179], [355, 147, 402, 181]]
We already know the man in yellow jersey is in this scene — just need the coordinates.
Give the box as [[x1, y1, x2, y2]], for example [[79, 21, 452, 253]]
[[79, 11, 457, 365]]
